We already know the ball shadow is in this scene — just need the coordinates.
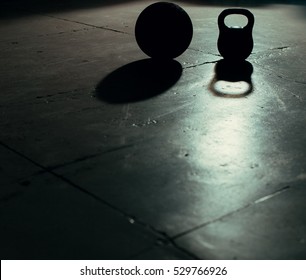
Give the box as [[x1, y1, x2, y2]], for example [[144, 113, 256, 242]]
[[95, 59, 182, 104], [209, 59, 254, 98]]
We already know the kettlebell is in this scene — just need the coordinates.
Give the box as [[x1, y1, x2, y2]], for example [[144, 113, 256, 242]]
[[217, 8, 254, 60]]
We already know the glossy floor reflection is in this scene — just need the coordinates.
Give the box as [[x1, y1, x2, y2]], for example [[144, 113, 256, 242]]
[[1, 0, 306, 259]]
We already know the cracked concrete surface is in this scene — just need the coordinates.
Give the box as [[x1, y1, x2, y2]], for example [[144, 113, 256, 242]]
[[1, 0, 306, 259]]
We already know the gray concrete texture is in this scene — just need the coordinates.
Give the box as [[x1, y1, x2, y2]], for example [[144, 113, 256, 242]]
[[0, 0, 306, 259]]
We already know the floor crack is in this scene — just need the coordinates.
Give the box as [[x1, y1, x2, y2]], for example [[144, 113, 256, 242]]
[[252, 61, 306, 95], [188, 47, 222, 58], [184, 59, 219, 69], [252, 45, 293, 55]]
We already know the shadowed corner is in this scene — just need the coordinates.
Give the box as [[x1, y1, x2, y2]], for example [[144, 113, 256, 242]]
[[95, 58, 182, 104], [209, 59, 254, 98]]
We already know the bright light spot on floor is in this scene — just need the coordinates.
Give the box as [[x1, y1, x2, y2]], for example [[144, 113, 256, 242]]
[[211, 114, 248, 160], [213, 80, 251, 96]]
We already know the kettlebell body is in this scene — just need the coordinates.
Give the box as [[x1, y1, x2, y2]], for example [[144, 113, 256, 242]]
[[217, 9, 254, 60]]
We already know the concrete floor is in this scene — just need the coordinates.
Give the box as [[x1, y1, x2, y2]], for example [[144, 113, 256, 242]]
[[1, 0, 306, 259]]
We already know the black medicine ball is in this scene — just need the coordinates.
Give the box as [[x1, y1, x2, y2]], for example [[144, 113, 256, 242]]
[[135, 2, 193, 59]]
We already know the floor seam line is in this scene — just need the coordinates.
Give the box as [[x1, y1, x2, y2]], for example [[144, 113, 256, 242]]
[[45, 14, 131, 35], [171, 185, 292, 240], [47, 143, 135, 170], [9, 6, 131, 35], [129, 242, 200, 260], [0, 140, 135, 218], [0, 27, 94, 44], [0, 140, 176, 245]]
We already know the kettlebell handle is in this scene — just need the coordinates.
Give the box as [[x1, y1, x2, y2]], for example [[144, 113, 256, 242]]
[[218, 8, 254, 31]]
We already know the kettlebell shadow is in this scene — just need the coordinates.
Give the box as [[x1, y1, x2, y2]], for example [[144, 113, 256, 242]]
[[209, 59, 254, 98], [95, 59, 182, 103]]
